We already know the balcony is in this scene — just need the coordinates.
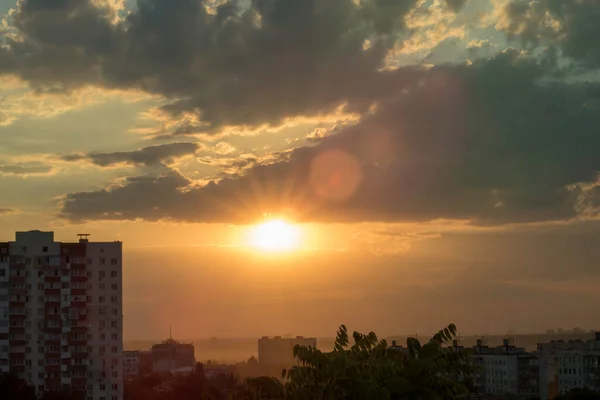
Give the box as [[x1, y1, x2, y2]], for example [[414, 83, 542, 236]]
[[44, 289, 61, 297], [8, 275, 26, 283]]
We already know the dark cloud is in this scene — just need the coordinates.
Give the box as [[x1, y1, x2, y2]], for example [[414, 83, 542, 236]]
[[0, 163, 53, 175], [1, 0, 420, 133], [444, 0, 468, 12], [60, 142, 200, 167], [0, 208, 14, 214], [60, 50, 600, 225], [500, 0, 600, 69]]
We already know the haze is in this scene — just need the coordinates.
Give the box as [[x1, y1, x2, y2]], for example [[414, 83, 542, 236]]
[[1, 0, 599, 341]]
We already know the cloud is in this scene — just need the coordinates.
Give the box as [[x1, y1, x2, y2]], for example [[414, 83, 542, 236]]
[[0, 162, 54, 176], [0, 0, 426, 134], [496, 0, 600, 70], [60, 142, 201, 167], [445, 0, 468, 12], [0, 208, 14, 215], [0, 80, 152, 126], [60, 49, 600, 225]]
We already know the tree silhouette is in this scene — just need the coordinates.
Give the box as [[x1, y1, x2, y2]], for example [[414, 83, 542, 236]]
[[0, 374, 36, 400], [282, 323, 478, 400]]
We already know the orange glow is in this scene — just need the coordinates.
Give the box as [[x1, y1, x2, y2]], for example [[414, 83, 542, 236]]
[[248, 219, 301, 252]]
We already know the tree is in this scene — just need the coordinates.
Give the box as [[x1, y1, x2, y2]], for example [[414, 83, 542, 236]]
[[555, 388, 600, 400], [282, 323, 479, 400], [0, 374, 36, 400]]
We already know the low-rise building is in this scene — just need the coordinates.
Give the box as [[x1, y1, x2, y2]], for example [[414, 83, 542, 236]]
[[556, 332, 600, 396], [470, 338, 539, 399], [538, 332, 600, 399]]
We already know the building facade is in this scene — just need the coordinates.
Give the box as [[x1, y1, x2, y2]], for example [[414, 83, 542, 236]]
[[470, 338, 539, 399], [556, 333, 600, 396], [0, 230, 123, 400], [151, 338, 196, 373], [258, 336, 317, 367], [538, 333, 600, 399], [123, 350, 140, 377]]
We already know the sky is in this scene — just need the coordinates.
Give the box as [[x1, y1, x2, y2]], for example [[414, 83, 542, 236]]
[[1, 0, 599, 340]]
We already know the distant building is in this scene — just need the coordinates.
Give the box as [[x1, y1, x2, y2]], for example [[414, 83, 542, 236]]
[[139, 350, 153, 374], [556, 332, 600, 397], [151, 338, 196, 373], [258, 336, 317, 367], [389, 340, 409, 354], [538, 331, 600, 399], [123, 350, 141, 377], [470, 338, 539, 399]]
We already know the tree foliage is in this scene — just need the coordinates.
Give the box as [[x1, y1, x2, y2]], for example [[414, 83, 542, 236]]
[[555, 388, 600, 400], [281, 323, 479, 400]]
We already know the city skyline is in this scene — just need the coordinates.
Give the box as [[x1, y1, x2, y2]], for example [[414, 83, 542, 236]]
[[1, 0, 599, 340]]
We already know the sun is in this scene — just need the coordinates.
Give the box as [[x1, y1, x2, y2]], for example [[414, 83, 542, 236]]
[[249, 219, 300, 251]]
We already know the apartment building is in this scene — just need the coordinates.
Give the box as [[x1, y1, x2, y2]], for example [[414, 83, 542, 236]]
[[0, 230, 123, 400], [151, 338, 195, 373], [470, 338, 539, 399], [556, 333, 600, 396], [123, 350, 140, 377], [258, 336, 317, 367], [538, 332, 600, 399]]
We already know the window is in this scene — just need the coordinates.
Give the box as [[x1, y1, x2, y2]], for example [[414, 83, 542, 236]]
[[111, 333, 118, 340], [42, 246, 48, 253], [110, 258, 118, 265], [0, 269, 4, 277], [99, 296, 105, 303], [111, 346, 117, 353], [111, 309, 118, 315], [100, 384, 106, 391], [99, 271, 105, 279], [111, 283, 118, 290], [100, 258, 106, 265], [100, 283, 105, 290], [111, 321, 118, 328], [111, 271, 118, 278], [112, 384, 118, 390]]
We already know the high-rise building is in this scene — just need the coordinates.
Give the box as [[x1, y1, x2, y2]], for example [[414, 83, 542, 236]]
[[0, 230, 123, 400]]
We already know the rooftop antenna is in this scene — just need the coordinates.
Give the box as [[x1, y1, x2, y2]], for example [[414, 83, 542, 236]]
[[77, 234, 90, 242]]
